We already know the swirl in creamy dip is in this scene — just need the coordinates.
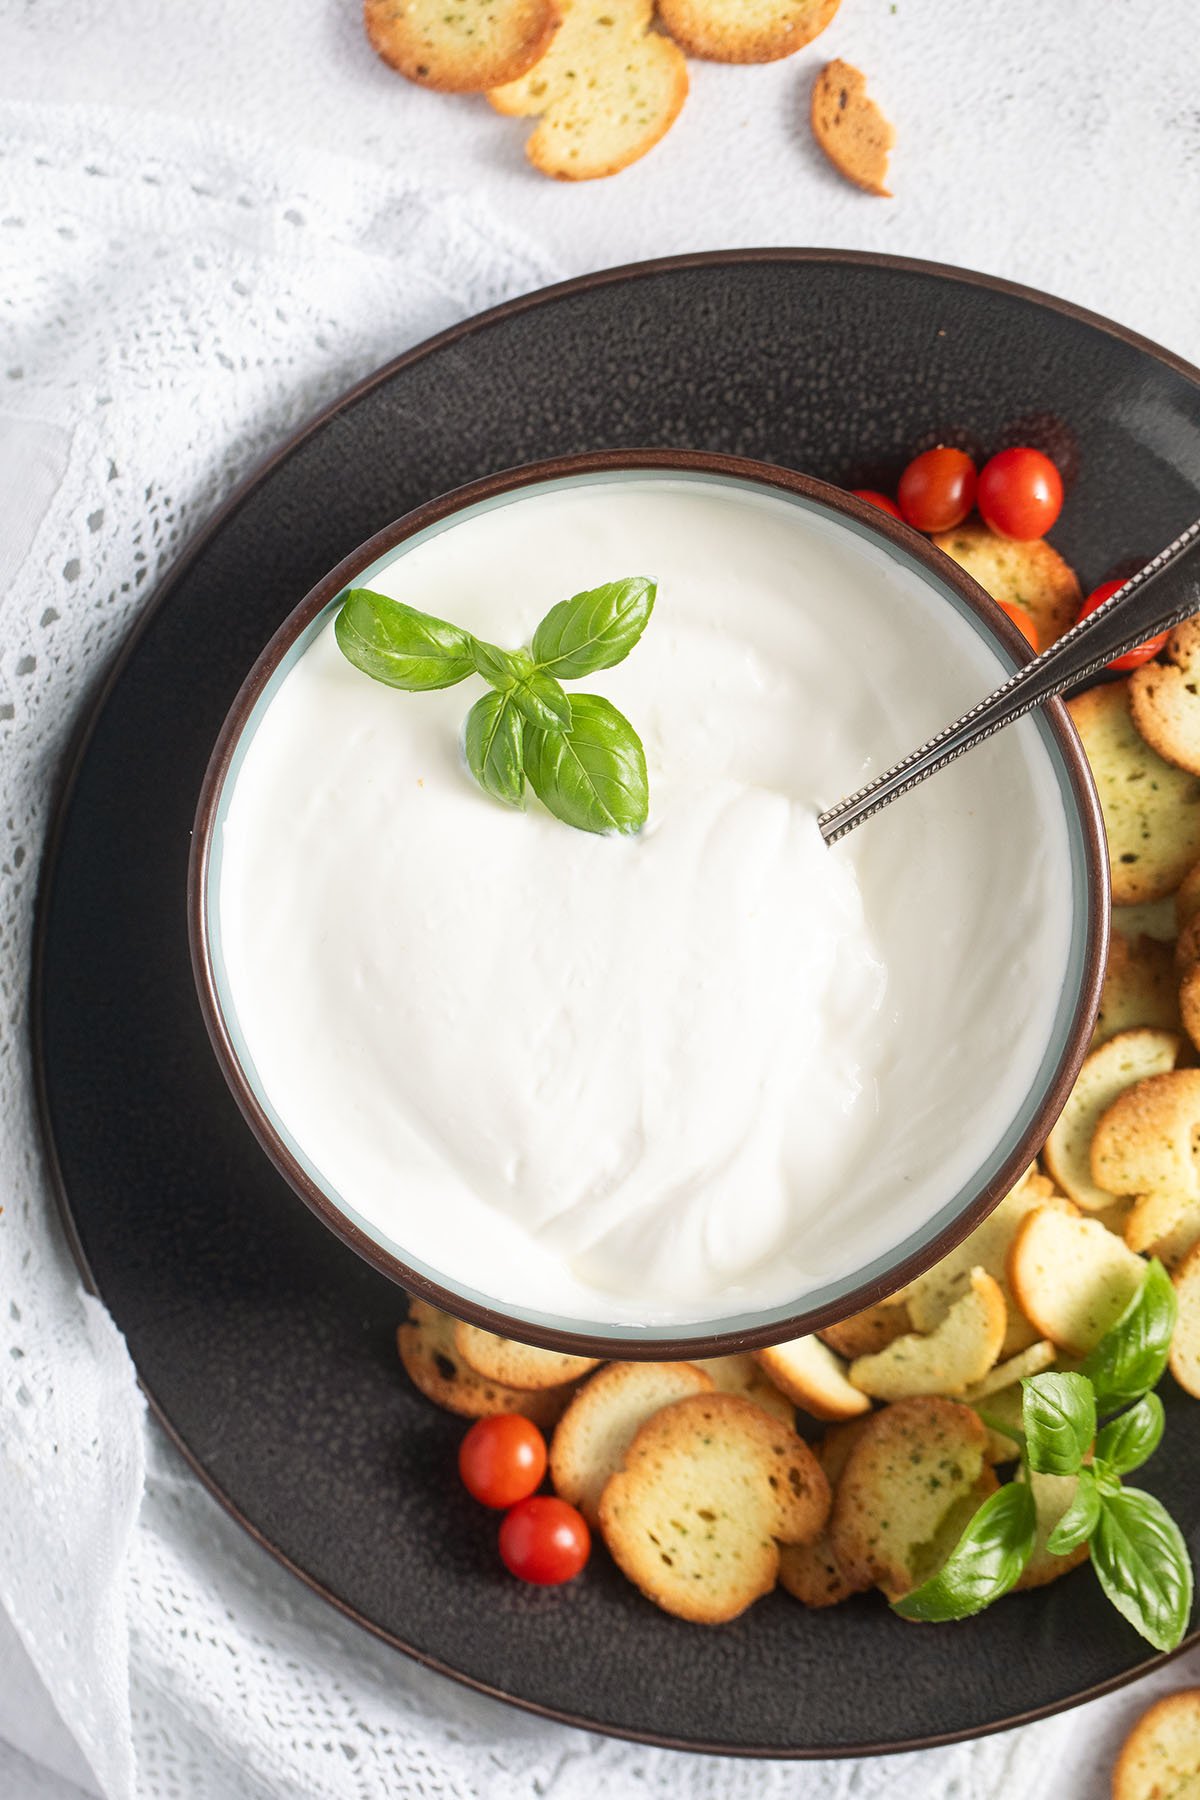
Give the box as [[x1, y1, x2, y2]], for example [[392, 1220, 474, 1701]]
[[215, 478, 1073, 1326]]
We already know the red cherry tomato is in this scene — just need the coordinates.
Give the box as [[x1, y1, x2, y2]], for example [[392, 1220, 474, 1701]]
[[458, 1415, 547, 1510], [976, 447, 1063, 540], [499, 1495, 590, 1585], [852, 488, 903, 520], [995, 600, 1040, 654], [896, 447, 977, 533], [1077, 578, 1169, 671]]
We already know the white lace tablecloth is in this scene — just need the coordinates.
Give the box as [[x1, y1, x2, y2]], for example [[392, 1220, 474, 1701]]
[[3, 4, 1200, 1796]]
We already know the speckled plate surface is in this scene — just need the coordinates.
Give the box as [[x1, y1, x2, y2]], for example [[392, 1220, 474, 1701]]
[[35, 252, 1200, 1757]]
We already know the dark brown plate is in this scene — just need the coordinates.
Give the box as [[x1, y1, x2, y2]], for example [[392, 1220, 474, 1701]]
[[35, 251, 1200, 1757]]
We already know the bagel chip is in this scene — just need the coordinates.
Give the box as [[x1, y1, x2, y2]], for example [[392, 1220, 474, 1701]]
[[1043, 1028, 1181, 1211], [398, 1303, 573, 1423], [1093, 932, 1181, 1045], [365, 0, 560, 91], [848, 1269, 1006, 1400], [453, 1322, 599, 1389], [1113, 1688, 1200, 1800], [549, 1360, 712, 1525], [1169, 1240, 1200, 1398], [754, 1334, 872, 1421], [599, 1393, 830, 1623], [1091, 1068, 1200, 1202], [1067, 681, 1200, 904], [1129, 615, 1200, 776], [777, 1418, 873, 1608], [1007, 1209, 1145, 1356]]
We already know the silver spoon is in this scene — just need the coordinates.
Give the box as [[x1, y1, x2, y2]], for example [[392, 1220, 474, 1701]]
[[818, 518, 1200, 845]]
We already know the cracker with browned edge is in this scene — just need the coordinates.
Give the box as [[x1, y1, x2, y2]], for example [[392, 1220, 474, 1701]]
[[818, 1299, 911, 1361], [829, 1398, 991, 1599], [902, 1168, 1059, 1355], [1113, 1688, 1200, 1800], [599, 1393, 830, 1623], [1170, 1240, 1200, 1398], [1044, 1028, 1182, 1211], [1115, 895, 1179, 943], [810, 61, 893, 197], [489, 0, 687, 181], [754, 1334, 871, 1421], [1007, 1209, 1145, 1356], [398, 1303, 572, 1423], [453, 1322, 598, 1389], [1093, 932, 1181, 1045], [1092, 1068, 1200, 1205], [1129, 615, 1200, 775], [1067, 681, 1200, 904], [365, 0, 559, 91], [778, 1418, 872, 1608], [549, 1360, 712, 1525], [691, 1352, 794, 1424], [848, 1269, 1006, 1400], [932, 524, 1081, 652], [658, 0, 838, 63]]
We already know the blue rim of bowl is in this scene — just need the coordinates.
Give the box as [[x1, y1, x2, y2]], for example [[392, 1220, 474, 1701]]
[[188, 447, 1108, 1357]]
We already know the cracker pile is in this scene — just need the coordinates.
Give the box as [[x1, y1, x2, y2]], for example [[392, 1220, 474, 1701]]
[[395, 547, 1200, 1625], [1114, 1688, 1200, 1800], [363, 0, 890, 186]]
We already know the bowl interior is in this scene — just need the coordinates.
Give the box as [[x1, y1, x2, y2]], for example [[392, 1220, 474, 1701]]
[[196, 456, 1103, 1354]]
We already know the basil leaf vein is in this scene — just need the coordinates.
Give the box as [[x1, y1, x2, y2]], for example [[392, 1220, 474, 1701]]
[[892, 1482, 1037, 1623], [523, 693, 648, 836], [1091, 1486, 1194, 1652], [463, 690, 525, 808], [1021, 1372, 1096, 1477], [335, 589, 476, 690], [531, 577, 656, 678], [1080, 1260, 1177, 1410], [1095, 1393, 1166, 1477]]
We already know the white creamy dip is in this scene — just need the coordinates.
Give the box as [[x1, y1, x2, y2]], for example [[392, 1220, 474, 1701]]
[[214, 477, 1075, 1326]]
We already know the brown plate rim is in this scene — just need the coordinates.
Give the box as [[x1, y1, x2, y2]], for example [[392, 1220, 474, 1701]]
[[185, 444, 1108, 1359], [31, 247, 1200, 1758]]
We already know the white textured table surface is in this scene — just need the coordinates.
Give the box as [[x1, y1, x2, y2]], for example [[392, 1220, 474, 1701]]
[[3, 3, 1200, 1797]]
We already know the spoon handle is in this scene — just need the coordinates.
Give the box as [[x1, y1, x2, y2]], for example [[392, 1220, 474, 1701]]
[[818, 518, 1200, 845]]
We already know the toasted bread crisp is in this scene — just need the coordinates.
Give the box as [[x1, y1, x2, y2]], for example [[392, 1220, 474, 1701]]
[[658, 0, 838, 62], [599, 1393, 830, 1623], [365, 0, 560, 91], [973, 1382, 1025, 1464], [829, 1398, 990, 1599], [818, 1299, 911, 1361], [691, 1353, 794, 1424], [1141, 1200, 1200, 1270], [453, 1322, 599, 1389], [1013, 1469, 1090, 1591], [848, 1269, 1006, 1400], [1170, 1240, 1200, 1397], [1091, 1068, 1200, 1204], [1178, 862, 1200, 929], [1129, 616, 1200, 776], [1093, 932, 1181, 1045], [1067, 682, 1200, 904], [1182, 962, 1200, 1056], [932, 524, 1081, 653], [1123, 1189, 1200, 1257], [1115, 895, 1180, 943], [962, 1338, 1057, 1404], [754, 1334, 872, 1421], [777, 1418, 873, 1608], [1043, 1028, 1182, 1211], [1113, 1688, 1200, 1800], [398, 1303, 572, 1423], [489, 0, 688, 181], [1007, 1209, 1145, 1356], [549, 1360, 712, 1525], [902, 1168, 1057, 1355], [810, 60, 893, 197]]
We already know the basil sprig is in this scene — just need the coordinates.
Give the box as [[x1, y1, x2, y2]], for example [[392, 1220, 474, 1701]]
[[893, 1261, 1193, 1651], [334, 577, 655, 834]]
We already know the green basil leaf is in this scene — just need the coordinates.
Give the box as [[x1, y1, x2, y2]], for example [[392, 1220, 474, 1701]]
[[335, 589, 476, 690], [1095, 1393, 1166, 1477], [531, 577, 656, 679], [891, 1482, 1037, 1623], [1080, 1261, 1177, 1410], [1021, 1372, 1096, 1476], [463, 691, 524, 808], [1093, 1459, 1123, 1498], [511, 672, 573, 733], [1091, 1486, 1194, 1653], [523, 693, 648, 836], [1045, 1467, 1101, 1555], [470, 641, 531, 691]]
